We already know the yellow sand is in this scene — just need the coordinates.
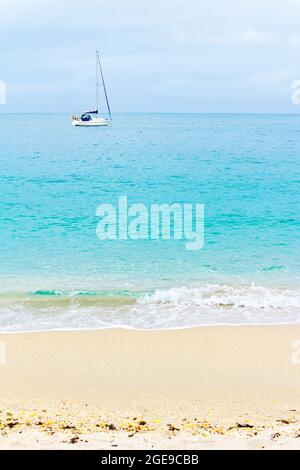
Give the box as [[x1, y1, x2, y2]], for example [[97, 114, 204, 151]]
[[0, 326, 300, 449]]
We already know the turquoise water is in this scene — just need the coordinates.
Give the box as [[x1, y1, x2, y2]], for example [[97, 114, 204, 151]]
[[0, 113, 300, 330]]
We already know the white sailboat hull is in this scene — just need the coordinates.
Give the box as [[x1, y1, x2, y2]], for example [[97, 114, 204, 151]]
[[72, 117, 110, 127]]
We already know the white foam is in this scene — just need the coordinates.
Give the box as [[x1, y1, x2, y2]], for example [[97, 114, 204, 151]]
[[138, 284, 300, 309], [0, 284, 299, 332]]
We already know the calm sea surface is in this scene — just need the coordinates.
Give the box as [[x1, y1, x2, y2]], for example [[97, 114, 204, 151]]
[[0, 113, 300, 330]]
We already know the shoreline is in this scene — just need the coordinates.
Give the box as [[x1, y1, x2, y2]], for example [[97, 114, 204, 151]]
[[0, 282, 299, 331], [0, 321, 300, 335], [0, 325, 300, 448]]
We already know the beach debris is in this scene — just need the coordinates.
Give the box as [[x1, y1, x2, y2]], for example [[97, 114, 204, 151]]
[[167, 424, 180, 432], [106, 423, 117, 431], [236, 422, 254, 429], [62, 424, 76, 430], [278, 418, 297, 425], [69, 436, 80, 445], [7, 420, 19, 429], [0, 406, 298, 445]]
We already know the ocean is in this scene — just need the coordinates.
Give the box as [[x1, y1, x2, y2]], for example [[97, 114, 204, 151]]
[[0, 113, 300, 331]]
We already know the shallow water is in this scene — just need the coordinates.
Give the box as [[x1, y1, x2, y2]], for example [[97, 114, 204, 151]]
[[1, 113, 300, 330]]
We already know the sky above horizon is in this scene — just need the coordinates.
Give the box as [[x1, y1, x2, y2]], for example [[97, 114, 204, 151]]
[[1, 0, 300, 113]]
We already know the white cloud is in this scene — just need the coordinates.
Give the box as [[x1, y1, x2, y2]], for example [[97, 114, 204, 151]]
[[243, 28, 271, 45], [243, 69, 294, 97], [1, 0, 300, 112], [0, 81, 6, 104]]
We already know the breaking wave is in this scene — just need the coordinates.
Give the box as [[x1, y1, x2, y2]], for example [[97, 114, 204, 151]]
[[0, 284, 299, 332], [138, 285, 300, 310]]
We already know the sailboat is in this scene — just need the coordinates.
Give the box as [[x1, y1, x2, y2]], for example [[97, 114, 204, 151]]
[[72, 51, 112, 127]]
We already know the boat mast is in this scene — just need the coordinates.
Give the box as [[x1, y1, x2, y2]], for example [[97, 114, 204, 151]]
[[96, 51, 99, 113], [96, 50, 112, 120]]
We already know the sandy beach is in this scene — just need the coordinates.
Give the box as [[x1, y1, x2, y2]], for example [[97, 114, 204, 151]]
[[0, 325, 299, 449]]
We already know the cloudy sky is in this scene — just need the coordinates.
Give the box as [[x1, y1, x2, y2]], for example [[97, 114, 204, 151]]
[[1, 0, 300, 112]]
